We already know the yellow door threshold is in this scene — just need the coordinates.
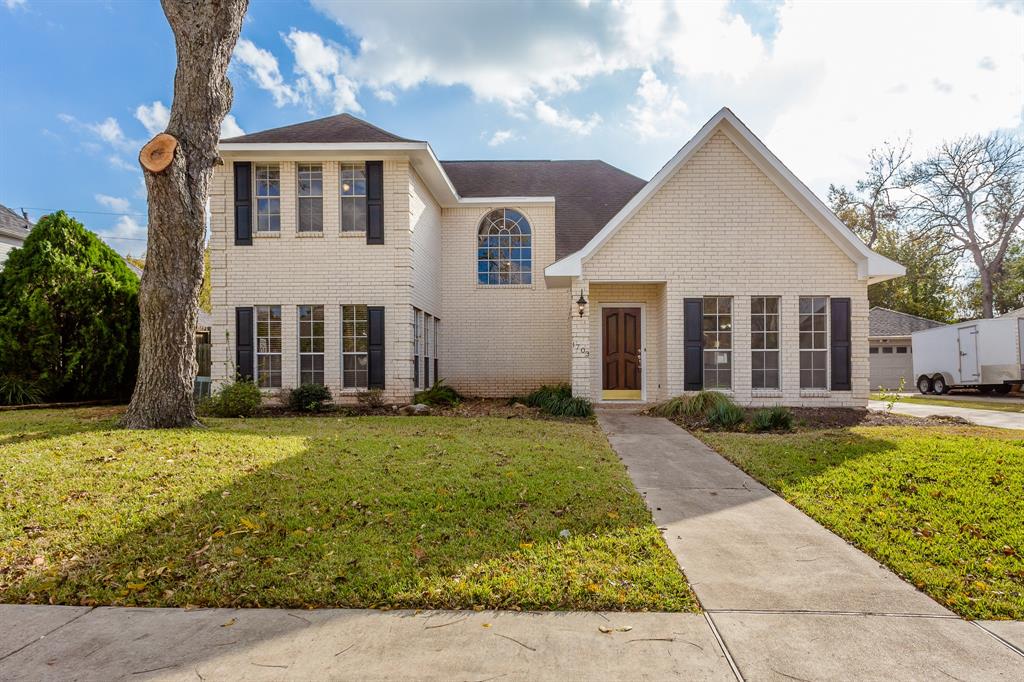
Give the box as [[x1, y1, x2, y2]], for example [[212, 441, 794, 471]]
[[602, 389, 642, 401]]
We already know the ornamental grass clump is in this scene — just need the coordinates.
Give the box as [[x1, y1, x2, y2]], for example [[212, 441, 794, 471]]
[[413, 379, 462, 407], [706, 401, 745, 429], [649, 390, 735, 419], [521, 384, 594, 417], [751, 405, 794, 432]]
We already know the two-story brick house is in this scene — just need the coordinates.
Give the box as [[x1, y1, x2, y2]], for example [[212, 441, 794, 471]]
[[210, 107, 903, 406]]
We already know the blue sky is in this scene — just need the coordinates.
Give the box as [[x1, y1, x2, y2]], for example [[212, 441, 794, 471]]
[[1, 0, 1021, 256]]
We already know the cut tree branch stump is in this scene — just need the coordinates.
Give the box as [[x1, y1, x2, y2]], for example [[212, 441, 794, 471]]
[[139, 133, 178, 173]]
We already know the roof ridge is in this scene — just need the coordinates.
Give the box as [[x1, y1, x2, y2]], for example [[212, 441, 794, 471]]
[[870, 306, 943, 324]]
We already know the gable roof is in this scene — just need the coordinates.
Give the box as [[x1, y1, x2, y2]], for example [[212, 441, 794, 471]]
[[221, 113, 421, 144], [441, 160, 646, 258], [869, 307, 945, 337], [545, 107, 906, 285], [0, 203, 32, 241]]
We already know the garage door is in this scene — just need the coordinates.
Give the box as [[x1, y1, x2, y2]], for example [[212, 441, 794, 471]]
[[869, 346, 913, 391]]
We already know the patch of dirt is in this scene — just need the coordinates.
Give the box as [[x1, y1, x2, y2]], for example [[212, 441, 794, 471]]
[[667, 406, 969, 433], [253, 398, 553, 420]]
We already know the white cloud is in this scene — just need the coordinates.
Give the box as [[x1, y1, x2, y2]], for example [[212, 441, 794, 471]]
[[534, 101, 601, 136], [135, 101, 170, 136], [95, 194, 131, 213], [112, 215, 145, 239], [233, 38, 299, 107], [108, 155, 137, 172], [89, 117, 132, 150], [487, 129, 517, 147], [283, 29, 361, 113], [627, 69, 689, 139], [4, 0, 27, 10], [221, 114, 245, 138]]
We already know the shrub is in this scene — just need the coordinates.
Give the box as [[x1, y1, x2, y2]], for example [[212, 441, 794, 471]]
[[521, 384, 594, 417], [413, 379, 462, 406], [287, 384, 333, 412], [356, 388, 385, 409], [200, 380, 262, 418], [0, 211, 140, 402], [0, 374, 43, 406], [649, 391, 735, 419], [706, 401, 745, 429], [751, 405, 794, 432]]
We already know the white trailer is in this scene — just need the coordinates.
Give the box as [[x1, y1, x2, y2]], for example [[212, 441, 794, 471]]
[[911, 317, 1024, 394]]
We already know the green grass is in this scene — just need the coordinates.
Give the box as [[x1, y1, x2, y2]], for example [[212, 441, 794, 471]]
[[0, 407, 695, 612], [699, 426, 1024, 619], [871, 394, 1024, 414]]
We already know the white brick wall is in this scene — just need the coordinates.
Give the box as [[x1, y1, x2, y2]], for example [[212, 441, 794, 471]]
[[210, 157, 416, 403], [573, 131, 870, 407]]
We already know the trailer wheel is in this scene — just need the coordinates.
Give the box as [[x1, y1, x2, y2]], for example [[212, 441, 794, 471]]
[[917, 375, 933, 394], [932, 375, 948, 395], [993, 384, 1011, 395]]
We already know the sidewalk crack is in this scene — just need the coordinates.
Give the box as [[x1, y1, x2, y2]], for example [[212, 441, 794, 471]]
[[704, 612, 744, 682], [0, 606, 95, 663]]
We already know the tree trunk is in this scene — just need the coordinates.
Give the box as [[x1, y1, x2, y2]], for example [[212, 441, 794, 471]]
[[980, 268, 995, 319], [122, 0, 248, 429]]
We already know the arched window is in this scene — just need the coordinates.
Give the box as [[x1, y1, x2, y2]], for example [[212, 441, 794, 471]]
[[477, 208, 532, 285]]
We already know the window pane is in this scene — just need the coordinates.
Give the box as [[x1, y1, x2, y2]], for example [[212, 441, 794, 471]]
[[477, 208, 532, 285]]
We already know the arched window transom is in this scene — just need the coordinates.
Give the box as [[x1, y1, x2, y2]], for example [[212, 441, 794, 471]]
[[477, 208, 532, 285]]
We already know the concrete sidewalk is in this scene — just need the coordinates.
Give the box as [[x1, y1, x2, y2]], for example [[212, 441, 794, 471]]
[[597, 411, 1024, 680], [868, 399, 1024, 430]]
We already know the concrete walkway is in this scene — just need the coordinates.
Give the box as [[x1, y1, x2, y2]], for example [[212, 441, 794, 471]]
[[868, 399, 1024, 430], [597, 410, 1024, 680]]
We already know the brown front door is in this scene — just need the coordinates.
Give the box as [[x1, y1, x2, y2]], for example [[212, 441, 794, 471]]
[[602, 307, 642, 400]]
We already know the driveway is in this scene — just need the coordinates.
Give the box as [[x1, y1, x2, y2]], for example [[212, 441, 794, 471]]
[[868, 399, 1024, 430], [597, 410, 1024, 680]]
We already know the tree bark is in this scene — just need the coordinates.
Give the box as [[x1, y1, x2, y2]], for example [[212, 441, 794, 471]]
[[122, 0, 248, 429]]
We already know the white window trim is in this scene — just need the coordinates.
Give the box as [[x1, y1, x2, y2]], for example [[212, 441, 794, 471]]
[[340, 162, 367, 233], [297, 164, 324, 234], [702, 296, 734, 392], [254, 304, 282, 389], [253, 164, 281, 233], [297, 304, 325, 386], [799, 295, 830, 392], [751, 295, 781, 392], [476, 207, 534, 287], [340, 304, 369, 391]]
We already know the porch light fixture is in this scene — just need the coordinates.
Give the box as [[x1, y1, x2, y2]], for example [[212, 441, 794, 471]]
[[576, 290, 588, 317]]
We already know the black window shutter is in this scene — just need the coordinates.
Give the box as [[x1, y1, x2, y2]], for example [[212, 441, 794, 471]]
[[366, 160, 384, 245], [434, 358, 439, 383], [234, 162, 252, 246], [684, 298, 704, 391], [830, 298, 852, 391], [368, 306, 385, 389], [235, 307, 254, 381]]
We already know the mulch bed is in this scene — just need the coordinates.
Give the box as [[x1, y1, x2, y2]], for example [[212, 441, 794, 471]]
[[255, 398, 552, 420], [666, 406, 969, 432]]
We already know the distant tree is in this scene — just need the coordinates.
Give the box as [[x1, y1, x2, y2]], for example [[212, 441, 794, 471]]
[[905, 133, 1024, 318], [199, 248, 212, 313], [962, 239, 1024, 317], [828, 140, 910, 248], [864, 227, 959, 323], [0, 211, 140, 402]]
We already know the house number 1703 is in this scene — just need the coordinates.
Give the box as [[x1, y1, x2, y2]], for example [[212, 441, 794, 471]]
[[573, 343, 589, 357]]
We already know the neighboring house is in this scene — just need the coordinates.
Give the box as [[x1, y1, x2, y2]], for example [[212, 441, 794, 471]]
[[211, 108, 904, 406], [868, 307, 945, 391], [0, 204, 32, 267]]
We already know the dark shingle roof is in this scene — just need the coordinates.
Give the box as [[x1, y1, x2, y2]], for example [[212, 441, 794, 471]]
[[0, 204, 32, 241], [221, 113, 420, 144], [869, 307, 945, 337], [441, 160, 647, 258]]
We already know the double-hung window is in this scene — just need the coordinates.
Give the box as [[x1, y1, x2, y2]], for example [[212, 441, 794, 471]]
[[413, 309, 423, 389], [799, 296, 828, 389], [702, 297, 733, 390], [254, 165, 281, 232], [342, 305, 369, 388], [298, 305, 325, 385], [255, 305, 282, 388], [297, 164, 323, 233], [751, 296, 780, 390], [340, 163, 367, 232], [424, 315, 434, 388]]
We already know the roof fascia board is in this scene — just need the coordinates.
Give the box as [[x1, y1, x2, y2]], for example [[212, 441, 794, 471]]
[[458, 196, 555, 205]]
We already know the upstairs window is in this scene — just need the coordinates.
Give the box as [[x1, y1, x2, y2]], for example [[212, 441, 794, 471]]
[[477, 208, 532, 285], [254, 164, 281, 232], [340, 163, 367, 232], [297, 164, 323, 233]]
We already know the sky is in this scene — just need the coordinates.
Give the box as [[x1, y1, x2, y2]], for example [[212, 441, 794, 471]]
[[1, 0, 1022, 256]]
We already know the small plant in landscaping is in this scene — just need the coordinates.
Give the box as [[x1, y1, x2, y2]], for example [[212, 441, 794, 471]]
[[287, 384, 333, 413], [876, 376, 906, 411], [199, 379, 262, 418], [520, 384, 594, 417], [413, 379, 462, 406], [0, 374, 43, 406], [706, 401, 745, 429], [649, 390, 735, 419], [751, 405, 793, 432], [356, 388, 385, 409]]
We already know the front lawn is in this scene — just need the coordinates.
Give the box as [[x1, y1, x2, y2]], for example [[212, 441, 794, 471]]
[[0, 408, 695, 612], [870, 394, 1024, 414], [699, 426, 1024, 619]]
